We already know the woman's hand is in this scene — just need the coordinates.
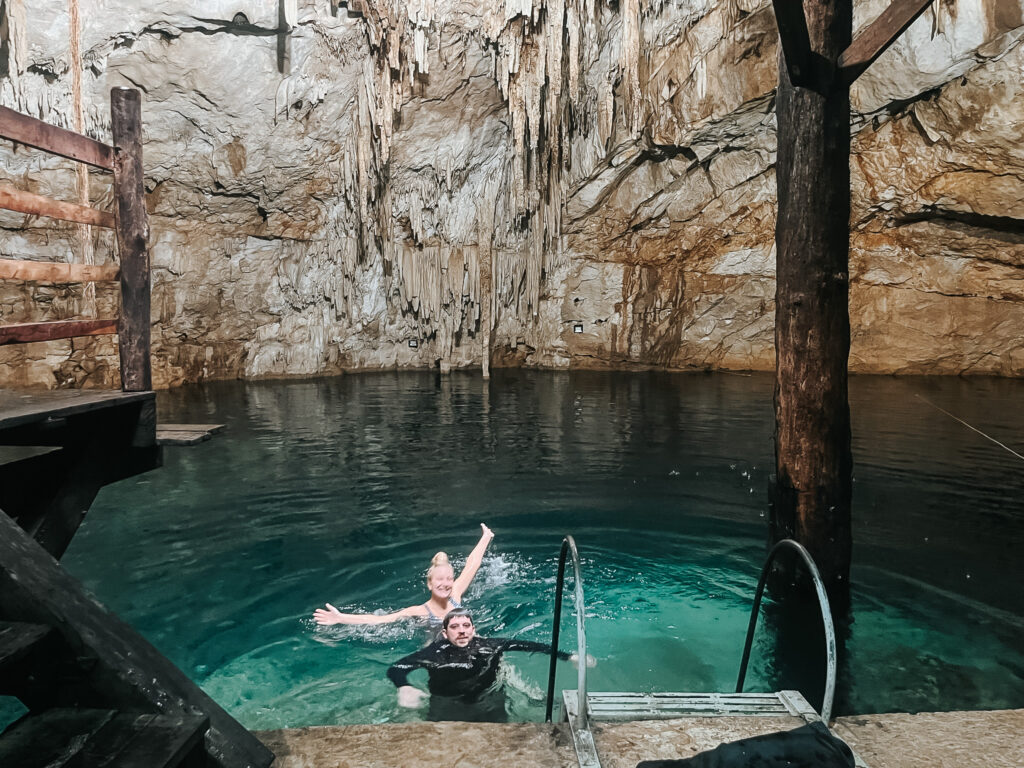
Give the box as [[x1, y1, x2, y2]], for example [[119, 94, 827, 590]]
[[313, 603, 345, 625], [452, 524, 495, 601]]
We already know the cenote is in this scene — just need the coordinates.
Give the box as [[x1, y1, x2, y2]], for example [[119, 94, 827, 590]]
[[60, 371, 1024, 730]]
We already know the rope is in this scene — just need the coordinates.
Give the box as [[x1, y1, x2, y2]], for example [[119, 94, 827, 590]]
[[915, 394, 1024, 463]]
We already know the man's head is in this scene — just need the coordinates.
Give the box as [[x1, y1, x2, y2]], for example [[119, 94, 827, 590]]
[[442, 608, 475, 647]]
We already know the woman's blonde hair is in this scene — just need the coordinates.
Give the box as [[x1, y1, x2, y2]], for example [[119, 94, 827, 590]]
[[427, 552, 452, 586]]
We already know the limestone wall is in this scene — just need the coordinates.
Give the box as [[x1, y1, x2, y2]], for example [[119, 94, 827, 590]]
[[0, 0, 1021, 388]]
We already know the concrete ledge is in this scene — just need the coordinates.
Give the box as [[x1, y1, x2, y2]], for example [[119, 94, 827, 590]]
[[834, 710, 1024, 768], [256, 722, 578, 768], [257, 709, 1024, 768]]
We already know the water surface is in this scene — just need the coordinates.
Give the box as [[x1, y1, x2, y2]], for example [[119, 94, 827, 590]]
[[61, 371, 1024, 728]]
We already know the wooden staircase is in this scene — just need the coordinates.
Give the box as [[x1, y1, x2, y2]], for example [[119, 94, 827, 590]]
[[0, 511, 273, 768], [0, 96, 264, 767], [0, 708, 208, 768]]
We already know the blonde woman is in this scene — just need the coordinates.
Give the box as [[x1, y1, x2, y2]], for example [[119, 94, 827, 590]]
[[313, 524, 495, 627]]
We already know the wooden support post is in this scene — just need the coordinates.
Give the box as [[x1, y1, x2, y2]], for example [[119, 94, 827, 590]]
[[772, 0, 853, 609], [110, 87, 152, 393]]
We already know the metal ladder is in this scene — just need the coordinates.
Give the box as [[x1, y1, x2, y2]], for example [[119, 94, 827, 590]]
[[543, 537, 865, 768]]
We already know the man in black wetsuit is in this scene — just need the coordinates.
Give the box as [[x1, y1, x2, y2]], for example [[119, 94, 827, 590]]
[[386, 608, 583, 722]]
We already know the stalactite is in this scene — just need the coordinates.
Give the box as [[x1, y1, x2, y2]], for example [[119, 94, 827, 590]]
[[225, 0, 630, 370]]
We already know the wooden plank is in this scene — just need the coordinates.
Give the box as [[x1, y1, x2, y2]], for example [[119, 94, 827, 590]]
[[86, 712, 210, 768], [0, 621, 53, 674], [0, 708, 117, 768], [0, 105, 115, 170], [778, 689, 822, 721], [0, 184, 115, 228], [155, 429, 215, 446], [0, 389, 153, 432], [838, 0, 934, 84], [0, 510, 275, 768], [772, 0, 814, 89], [0, 318, 118, 346], [0, 258, 120, 283], [156, 423, 226, 434], [111, 87, 152, 393]]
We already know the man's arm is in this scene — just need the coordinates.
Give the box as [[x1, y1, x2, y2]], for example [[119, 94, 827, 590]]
[[386, 646, 432, 688], [387, 645, 436, 708], [493, 638, 572, 660]]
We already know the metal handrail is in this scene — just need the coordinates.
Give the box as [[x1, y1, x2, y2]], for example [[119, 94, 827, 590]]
[[544, 535, 589, 725], [735, 538, 838, 723]]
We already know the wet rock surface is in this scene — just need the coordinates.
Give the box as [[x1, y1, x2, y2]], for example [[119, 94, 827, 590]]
[[1, 0, 1022, 387]]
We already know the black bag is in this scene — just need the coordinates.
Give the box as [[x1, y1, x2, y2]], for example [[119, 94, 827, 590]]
[[636, 721, 856, 768]]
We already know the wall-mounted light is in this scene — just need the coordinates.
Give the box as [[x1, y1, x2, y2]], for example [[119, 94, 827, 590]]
[[573, 323, 584, 334], [408, 339, 419, 348]]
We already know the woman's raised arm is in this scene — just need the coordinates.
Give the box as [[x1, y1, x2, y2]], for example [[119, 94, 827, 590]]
[[452, 523, 494, 601], [313, 602, 425, 626]]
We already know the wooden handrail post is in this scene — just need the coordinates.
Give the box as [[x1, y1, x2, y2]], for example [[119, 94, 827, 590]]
[[110, 87, 152, 392]]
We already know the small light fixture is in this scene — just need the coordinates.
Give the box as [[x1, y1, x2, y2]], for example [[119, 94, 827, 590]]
[[408, 339, 418, 348], [573, 323, 584, 334]]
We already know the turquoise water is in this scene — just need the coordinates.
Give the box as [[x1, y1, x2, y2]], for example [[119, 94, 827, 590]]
[[59, 371, 1024, 729]]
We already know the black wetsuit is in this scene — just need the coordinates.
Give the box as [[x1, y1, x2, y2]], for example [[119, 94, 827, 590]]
[[387, 636, 570, 721]]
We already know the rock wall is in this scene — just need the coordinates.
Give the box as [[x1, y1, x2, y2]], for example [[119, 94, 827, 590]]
[[0, 0, 1022, 388]]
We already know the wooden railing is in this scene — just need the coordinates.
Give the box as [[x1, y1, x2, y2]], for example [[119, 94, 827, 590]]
[[0, 87, 151, 392]]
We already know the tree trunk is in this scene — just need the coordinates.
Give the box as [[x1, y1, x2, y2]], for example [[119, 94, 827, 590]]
[[772, 0, 853, 609]]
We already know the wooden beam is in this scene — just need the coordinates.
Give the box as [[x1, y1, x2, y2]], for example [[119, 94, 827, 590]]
[[0, 318, 118, 346], [838, 0, 934, 84], [0, 184, 115, 228], [111, 87, 152, 393], [772, 0, 814, 89], [0, 105, 115, 170], [0, 258, 120, 283]]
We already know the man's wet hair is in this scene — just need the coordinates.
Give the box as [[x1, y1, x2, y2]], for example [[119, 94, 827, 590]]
[[442, 607, 474, 629]]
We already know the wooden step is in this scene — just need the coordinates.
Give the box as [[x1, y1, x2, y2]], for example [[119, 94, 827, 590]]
[[0, 707, 116, 767], [0, 511, 274, 767], [155, 423, 225, 446], [0, 708, 209, 768], [0, 621, 53, 676], [85, 711, 210, 768]]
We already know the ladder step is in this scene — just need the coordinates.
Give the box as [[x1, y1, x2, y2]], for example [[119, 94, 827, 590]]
[[583, 691, 815, 720]]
